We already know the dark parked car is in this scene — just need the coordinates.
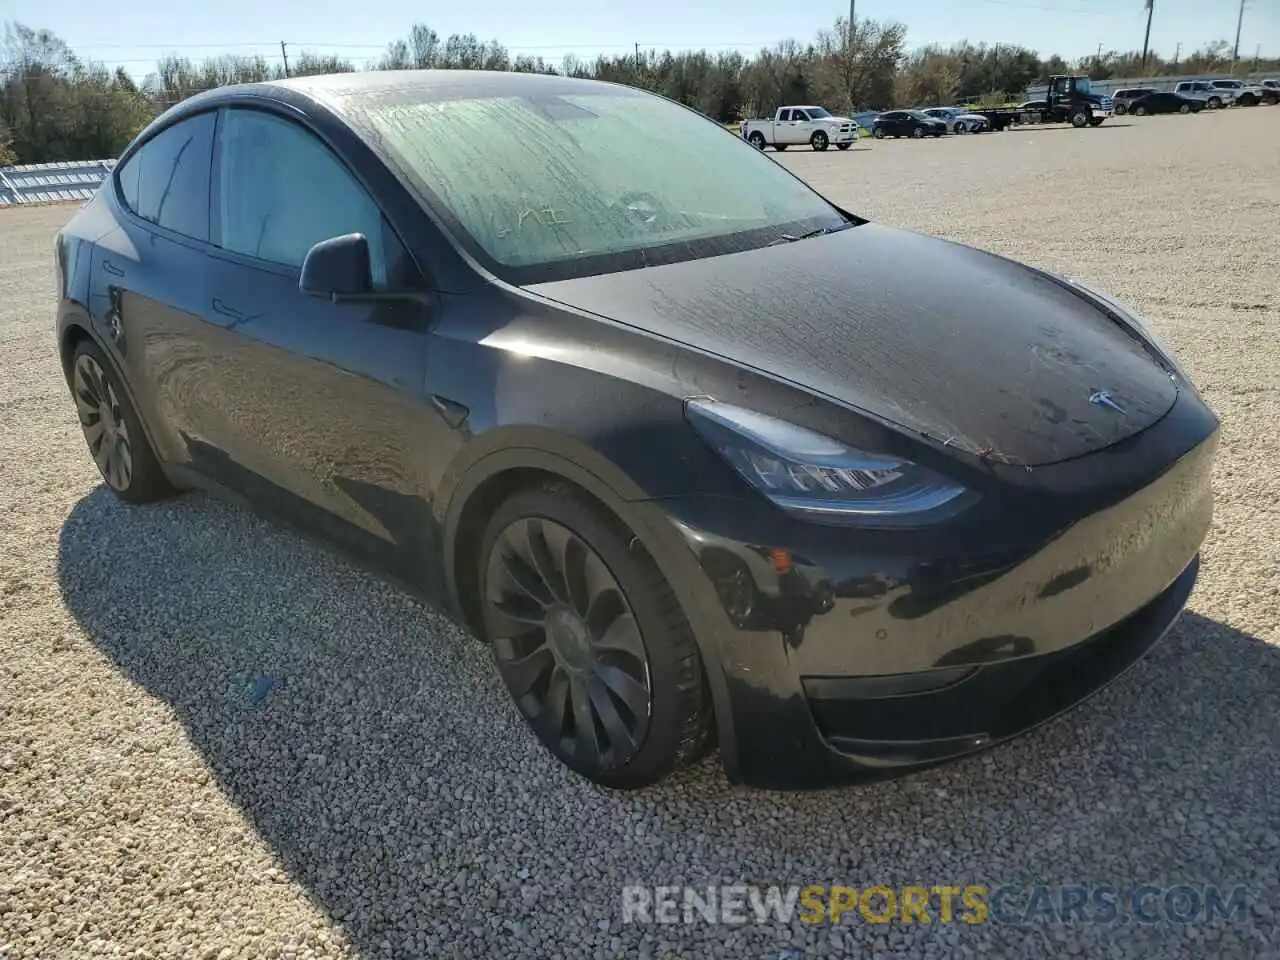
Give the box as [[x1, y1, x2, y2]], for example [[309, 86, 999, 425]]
[[1112, 87, 1159, 115], [1129, 92, 1204, 115], [56, 70, 1218, 790], [871, 110, 947, 138]]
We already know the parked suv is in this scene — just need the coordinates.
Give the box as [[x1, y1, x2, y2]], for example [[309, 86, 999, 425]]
[[1209, 79, 1274, 106], [1173, 81, 1232, 108], [1112, 88, 1159, 115]]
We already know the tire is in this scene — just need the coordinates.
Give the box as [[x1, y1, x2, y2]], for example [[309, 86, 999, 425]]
[[1070, 108, 1090, 128], [1179, 104, 1190, 114], [810, 130, 829, 151], [773, 144, 787, 152], [1089, 118, 1105, 127], [836, 142, 851, 150], [911, 126, 925, 138], [1239, 94, 1256, 107], [872, 127, 885, 139], [1208, 97, 1222, 109], [1114, 103, 1127, 116], [69, 339, 175, 504], [1134, 105, 1147, 116], [478, 484, 714, 790], [747, 131, 766, 149]]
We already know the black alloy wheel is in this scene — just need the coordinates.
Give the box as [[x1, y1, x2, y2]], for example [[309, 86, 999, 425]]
[[74, 352, 133, 492], [69, 341, 173, 503], [479, 486, 713, 788], [486, 515, 652, 771], [810, 130, 829, 151]]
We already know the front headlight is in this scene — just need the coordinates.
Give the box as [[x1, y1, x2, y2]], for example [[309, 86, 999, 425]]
[[685, 399, 970, 527]]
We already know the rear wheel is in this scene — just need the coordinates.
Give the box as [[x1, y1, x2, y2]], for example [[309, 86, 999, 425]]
[[911, 126, 925, 138], [1179, 103, 1191, 114], [1208, 97, 1222, 109], [836, 142, 851, 150], [1134, 105, 1147, 116], [872, 127, 885, 139], [1114, 103, 1128, 116], [810, 130, 829, 151], [479, 485, 713, 789], [69, 340, 174, 504], [1089, 118, 1105, 127]]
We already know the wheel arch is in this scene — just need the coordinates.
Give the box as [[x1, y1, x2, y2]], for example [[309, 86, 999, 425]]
[[439, 433, 740, 778], [57, 303, 171, 482]]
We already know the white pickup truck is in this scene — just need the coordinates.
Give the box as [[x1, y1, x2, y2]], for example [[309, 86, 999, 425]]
[[740, 106, 861, 152]]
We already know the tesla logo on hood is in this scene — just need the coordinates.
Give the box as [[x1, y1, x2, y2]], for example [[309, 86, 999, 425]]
[[1089, 390, 1127, 415]]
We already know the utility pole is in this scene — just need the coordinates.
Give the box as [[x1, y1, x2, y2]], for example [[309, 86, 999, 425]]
[[1255, 44, 1262, 74], [848, 0, 856, 45], [1140, 0, 1154, 74], [1232, 0, 1245, 71], [1173, 41, 1181, 71], [280, 40, 290, 78], [634, 42, 640, 75]]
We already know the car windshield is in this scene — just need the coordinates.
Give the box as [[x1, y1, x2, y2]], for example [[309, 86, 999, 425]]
[[363, 87, 847, 283], [1074, 77, 1093, 95], [803, 106, 832, 118]]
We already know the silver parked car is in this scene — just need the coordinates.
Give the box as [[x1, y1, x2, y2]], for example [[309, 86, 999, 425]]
[[920, 107, 990, 133]]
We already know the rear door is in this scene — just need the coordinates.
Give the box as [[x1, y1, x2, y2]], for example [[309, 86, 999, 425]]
[[196, 106, 450, 578], [89, 110, 219, 467]]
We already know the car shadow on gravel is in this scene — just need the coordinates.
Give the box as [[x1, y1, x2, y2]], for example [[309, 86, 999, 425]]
[[57, 486, 1280, 956]]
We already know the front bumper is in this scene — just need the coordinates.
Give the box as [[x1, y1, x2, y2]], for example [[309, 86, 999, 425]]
[[645, 392, 1217, 789]]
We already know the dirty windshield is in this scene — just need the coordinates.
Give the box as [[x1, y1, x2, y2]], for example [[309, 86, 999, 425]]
[[365, 89, 847, 282]]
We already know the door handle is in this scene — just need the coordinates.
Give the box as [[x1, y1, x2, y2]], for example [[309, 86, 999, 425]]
[[211, 298, 245, 321], [102, 259, 124, 277]]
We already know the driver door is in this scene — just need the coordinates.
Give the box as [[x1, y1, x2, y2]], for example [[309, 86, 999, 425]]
[[194, 106, 451, 576]]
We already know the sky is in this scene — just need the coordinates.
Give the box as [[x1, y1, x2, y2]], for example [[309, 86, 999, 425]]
[[6, 0, 1279, 82]]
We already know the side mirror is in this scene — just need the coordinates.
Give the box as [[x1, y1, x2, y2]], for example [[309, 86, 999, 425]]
[[300, 233, 372, 300]]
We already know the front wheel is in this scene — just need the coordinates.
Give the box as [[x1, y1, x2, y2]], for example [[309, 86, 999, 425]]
[[1134, 105, 1147, 116], [747, 131, 766, 149], [773, 144, 788, 152], [1070, 109, 1090, 128], [1179, 104, 1191, 114], [479, 485, 713, 789], [810, 130, 829, 151], [1114, 103, 1127, 115], [69, 340, 175, 504]]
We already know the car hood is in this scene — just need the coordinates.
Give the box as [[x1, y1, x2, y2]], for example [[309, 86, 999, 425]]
[[525, 223, 1178, 467]]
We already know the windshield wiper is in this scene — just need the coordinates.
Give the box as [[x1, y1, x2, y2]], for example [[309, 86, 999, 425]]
[[768, 225, 843, 245]]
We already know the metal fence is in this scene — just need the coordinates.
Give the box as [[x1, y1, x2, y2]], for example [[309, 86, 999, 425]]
[[0, 160, 115, 207]]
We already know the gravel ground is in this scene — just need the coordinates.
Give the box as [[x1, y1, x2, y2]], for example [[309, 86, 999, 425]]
[[2, 108, 1278, 959]]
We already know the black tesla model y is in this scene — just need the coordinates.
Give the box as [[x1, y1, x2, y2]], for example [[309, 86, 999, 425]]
[[56, 71, 1218, 790]]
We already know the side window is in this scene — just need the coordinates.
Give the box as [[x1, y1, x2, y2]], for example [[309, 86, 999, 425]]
[[115, 112, 216, 242], [793, 110, 809, 122], [778, 110, 791, 122], [216, 108, 409, 289]]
